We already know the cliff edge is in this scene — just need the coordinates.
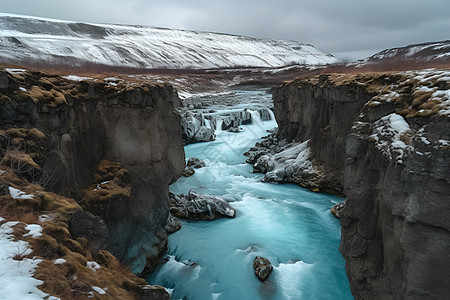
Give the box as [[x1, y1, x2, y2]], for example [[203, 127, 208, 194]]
[[271, 70, 450, 299], [0, 66, 185, 276]]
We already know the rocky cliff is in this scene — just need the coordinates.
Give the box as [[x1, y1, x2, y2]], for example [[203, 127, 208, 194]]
[[271, 70, 450, 299], [0, 66, 185, 276]]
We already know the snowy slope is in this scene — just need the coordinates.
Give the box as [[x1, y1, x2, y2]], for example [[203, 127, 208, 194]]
[[366, 40, 450, 62], [0, 13, 339, 69]]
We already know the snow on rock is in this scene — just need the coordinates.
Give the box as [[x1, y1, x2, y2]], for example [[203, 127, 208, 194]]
[[0, 13, 339, 69], [54, 258, 67, 265], [86, 261, 101, 271], [370, 113, 413, 164], [4, 68, 26, 74], [91, 286, 107, 295], [8, 186, 34, 200], [435, 139, 450, 150], [0, 222, 49, 300], [38, 214, 55, 223], [62, 75, 93, 81], [24, 224, 42, 238], [253, 140, 318, 183]]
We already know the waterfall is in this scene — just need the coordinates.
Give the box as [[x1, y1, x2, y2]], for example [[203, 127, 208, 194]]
[[248, 110, 263, 127], [216, 119, 223, 132], [204, 119, 211, 129], [267, 108, 275, 121]]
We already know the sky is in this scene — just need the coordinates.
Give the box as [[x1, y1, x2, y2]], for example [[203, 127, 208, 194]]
[[1, 0, 449, 60]]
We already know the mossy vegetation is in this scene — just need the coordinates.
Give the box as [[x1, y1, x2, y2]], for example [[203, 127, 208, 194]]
[[292, 70, 449, 121], [0, 132, 154, 299]]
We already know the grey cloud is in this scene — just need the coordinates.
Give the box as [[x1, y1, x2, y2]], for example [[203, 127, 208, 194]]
[[1, 0, 449, 60]]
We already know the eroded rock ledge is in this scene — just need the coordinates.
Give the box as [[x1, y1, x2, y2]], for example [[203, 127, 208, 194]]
[[0, 67, 185, 276], [267, 70, 450, 299]]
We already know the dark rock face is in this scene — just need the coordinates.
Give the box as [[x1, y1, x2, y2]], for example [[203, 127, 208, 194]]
[[273, 74, 372, 194], [0, 69, 185, 275], [70, 209, 108, 254], [165, 212, 182, 234], [253, 256, 273, 281], [272, 71, 450, 299], [169, 190, 236, 220]]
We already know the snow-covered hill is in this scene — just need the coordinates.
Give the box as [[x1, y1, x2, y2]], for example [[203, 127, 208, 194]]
[[366, 40, 450, 62], [0, 13, 339, 69]]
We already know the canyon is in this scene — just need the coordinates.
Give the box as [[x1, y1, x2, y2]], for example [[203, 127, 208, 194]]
[[0, 13, 449, 300]]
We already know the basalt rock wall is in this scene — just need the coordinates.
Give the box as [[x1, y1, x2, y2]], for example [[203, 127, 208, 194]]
[[0, 68, 185, 275], [273, 74, 374, 192], [272, 71, 450, 299]]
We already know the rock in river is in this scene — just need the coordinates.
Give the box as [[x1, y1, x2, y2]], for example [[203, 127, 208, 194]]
[[169, 190, 236, 220], [253, 256, 273, 281], [187, 157, 206, 169]]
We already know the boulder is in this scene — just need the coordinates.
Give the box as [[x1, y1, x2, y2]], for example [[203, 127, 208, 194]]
[[331, 201, 345, 219], [181, 167, 195, 177], [187, 157, 206, 169], [140, 285, 171, 300], [70, 210, 108, 254], [227, 126, 242, 133], [165, 212, 182, 234], [194, 126, 215, 142], [180, 111, 215, 144], [253, 256, 273, 281], [169, 190, 236, 220]]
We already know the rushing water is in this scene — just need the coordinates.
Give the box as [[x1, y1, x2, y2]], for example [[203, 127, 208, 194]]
[[148, 91, 353, 300]]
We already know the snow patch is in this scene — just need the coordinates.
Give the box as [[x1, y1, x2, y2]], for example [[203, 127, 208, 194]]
[[24, 224, 42, 238], [62, 75, 93, 81], [54, 258, 66, 265], [86, 261, 101, 271], [414, 86, 436, 93], [0, 222, 49, 299], [434, 139, 450, 150], [91, 286, 107, 295], [370, 113, 413, 163], [4, 68, 26, 74], [420, 137, 431, 145], [38, 214, 55, 223], [8, 187, 34, 200]]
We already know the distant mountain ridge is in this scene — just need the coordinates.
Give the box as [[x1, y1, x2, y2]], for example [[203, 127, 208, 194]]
[[366, 40, 450, 62], [0, 13, 339, 70]]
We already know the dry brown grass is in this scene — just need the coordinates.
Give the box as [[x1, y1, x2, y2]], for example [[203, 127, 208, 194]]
[[94, 160, 129, 186], [0, 167, 147, 299], [28, 86, 67, 108]]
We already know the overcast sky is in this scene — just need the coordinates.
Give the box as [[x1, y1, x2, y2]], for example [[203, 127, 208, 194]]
[[2, 0, 449, 60]]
